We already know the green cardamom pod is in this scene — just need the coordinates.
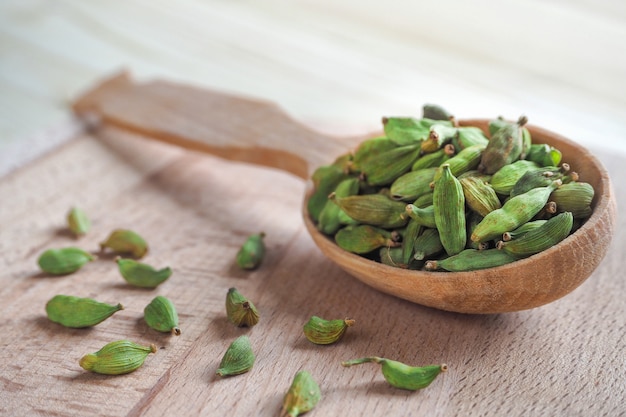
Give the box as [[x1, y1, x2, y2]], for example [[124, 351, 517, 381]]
[[67, 207, 91, 237], [351, 136, 397, 173], [401, 218, 423, 264], [420, 124, 458, 153], [525, 143, 562, 167], [330, 194, 408, 228], [466, 211, 489, 250], [471, 180, 561, 243], [46, 295, 123, 328], [412, 228, 444, 261], [405, 204, 437, 228], [144, 295, 180, 335], [433, 164, 466, 256], [341, 357, 447, 391], [383, 117, 452, 146], [309, 160, 351, 222], [303, 316, 355, 345], [216, 335, 255, 377], [422, 104, 453, 121], [236, 232, 266, 270], [335, 224, 400, 254], [380, 246, 410, 268], [412, 144, 456, 171], [479, 116, 527, 174], [509, 165, 571, 197], [281, 370, 321, 417], [549, 182, 594, 219], [79, 340, 157, 375], [38, 247, 95, 275], [390, 167, 437, 201], [226, 287, 259, 327], [116, 258, 172, 288], [452, 126, 489, 150], [100, 229, 148, 259], [488, 116, 509, 137], [360, 143, 421, 186], [460, 176, 502, 217], [425, 249, 517, 271], [501, 220, 548, 241], [489, 159, 540, 195], [497, 212, 573, 257], [432, 144, 486, 182], [317, 177, 360, 235]]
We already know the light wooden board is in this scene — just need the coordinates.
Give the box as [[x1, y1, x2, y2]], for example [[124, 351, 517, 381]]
[[0, 123, 624, 416]]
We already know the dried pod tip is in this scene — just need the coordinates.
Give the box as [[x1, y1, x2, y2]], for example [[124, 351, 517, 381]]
[[517, 115, 528, 126], [328, 192, 337, 201], [171, 327, 182, 336], [545, 201, 558, 214], [502, 232, 513, 242], [444, 143, 456, 156], [150, 344, 158, 354], [561, 162, 571, 172], [425, 260, 438, 270], [570, 171, 580, 182], [382, 116, 389, 125], [440, 364, 449, 372], [344, 318, 356, 327], [496, 240, 505, 250]]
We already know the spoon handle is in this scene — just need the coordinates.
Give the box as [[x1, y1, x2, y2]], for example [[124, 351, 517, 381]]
[[72, 71, 353, 179]]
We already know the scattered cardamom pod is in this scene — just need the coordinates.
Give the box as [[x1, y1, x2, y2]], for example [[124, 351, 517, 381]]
[[341, 357, 447, 391], [236, 232, 266, 270], [46, 294, 123, 328], [216, 335, 255, 377], [281, 370, 321, 417], [226, 287, 259, 327], [144, 295, 181, 335], [100, 229, 148, 259], [79, 340, 156, 375], [303, 316, 355, 345], [37, 247, 95, 275], [116, 258, 172, 288], [67, 207, 91, 237]]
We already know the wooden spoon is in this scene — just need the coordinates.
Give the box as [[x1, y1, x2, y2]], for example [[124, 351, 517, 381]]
[[73, 71, 617, 314]]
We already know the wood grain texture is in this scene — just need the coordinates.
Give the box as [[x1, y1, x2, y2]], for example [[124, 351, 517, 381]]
[[0, 125, 624, 416]]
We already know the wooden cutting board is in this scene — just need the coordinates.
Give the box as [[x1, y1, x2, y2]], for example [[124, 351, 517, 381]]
[[0, 75, 625, 417]]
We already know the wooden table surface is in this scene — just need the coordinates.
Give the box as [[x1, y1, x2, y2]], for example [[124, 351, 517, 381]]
[[1, 2, 625, 416]]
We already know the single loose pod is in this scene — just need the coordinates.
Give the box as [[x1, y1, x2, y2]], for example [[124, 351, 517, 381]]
[[100, 229, 148, 259], [144, 295, 181, 335], [236, 232, 266, 270], [341, 357, 447, 391], [67, 207, 91, 237], [225, 287, 259, 327], [37, 247, 95, 275], [79, 340, 156, 375], [281, 370, 321, 417], [216, 335, 255, 377], [303, 316, 355, 345], [46, 295, 123, 328], [116, 258, 172, 288]]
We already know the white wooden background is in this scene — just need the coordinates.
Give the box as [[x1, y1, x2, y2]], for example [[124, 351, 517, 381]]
[[1, 0, 625, 175]]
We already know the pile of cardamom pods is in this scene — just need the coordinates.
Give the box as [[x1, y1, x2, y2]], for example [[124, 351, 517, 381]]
[[308, 104, 594, 272]]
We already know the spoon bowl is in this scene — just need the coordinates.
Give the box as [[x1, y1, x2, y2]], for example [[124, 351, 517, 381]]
[[74, 71, 617, 314]]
